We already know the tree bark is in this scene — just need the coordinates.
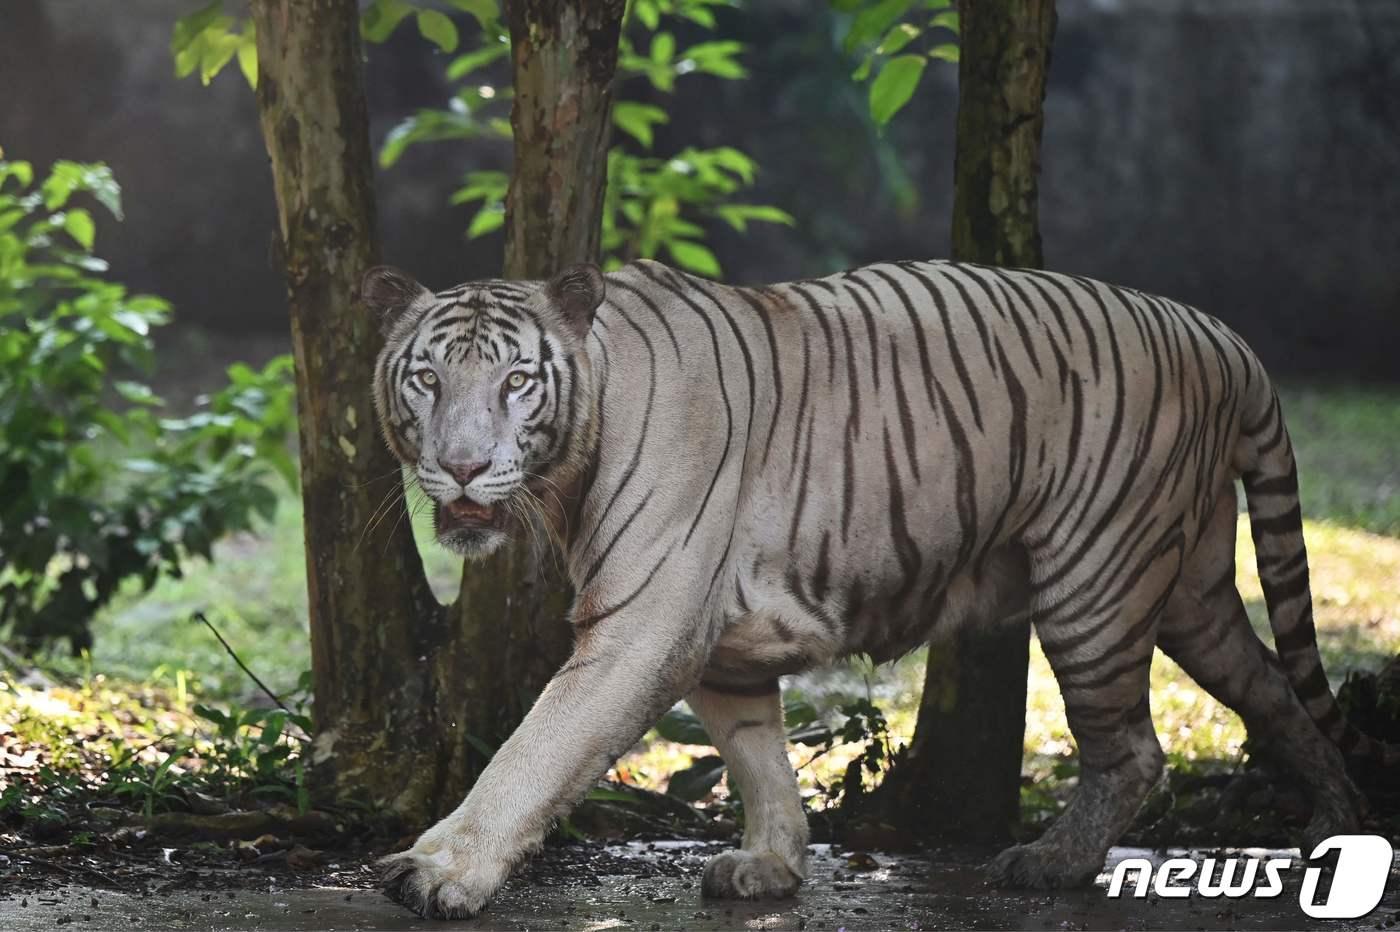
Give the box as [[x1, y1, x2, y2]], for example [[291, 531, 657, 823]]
[[949, 0, 1056, 269], [249, 0, 448, 821], [252, 0, 626, 826], [502, 0, 627, 279], [433, 0, 628, 813], [855, 0, 1056, 846]]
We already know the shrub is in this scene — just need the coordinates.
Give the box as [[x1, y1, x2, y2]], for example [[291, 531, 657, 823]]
[[0, 158, 296, 653]]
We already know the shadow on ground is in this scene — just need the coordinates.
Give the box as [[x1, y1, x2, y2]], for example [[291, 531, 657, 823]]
[[3, 843, 1397, 931]]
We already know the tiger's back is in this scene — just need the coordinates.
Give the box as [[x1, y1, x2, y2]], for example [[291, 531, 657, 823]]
[[586, 260, 1259, 680]]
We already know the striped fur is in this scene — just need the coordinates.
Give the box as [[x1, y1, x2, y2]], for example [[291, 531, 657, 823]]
[[366, 258, 1394, 919]]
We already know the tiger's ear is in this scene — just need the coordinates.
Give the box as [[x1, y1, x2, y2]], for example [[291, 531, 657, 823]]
[[360, 266, 429, 335], [544, 263, 605, 339]]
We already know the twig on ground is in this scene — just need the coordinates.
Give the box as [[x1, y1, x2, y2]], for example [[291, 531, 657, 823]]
[[0, 849, 120, 887], [192, 611, 292, 714]]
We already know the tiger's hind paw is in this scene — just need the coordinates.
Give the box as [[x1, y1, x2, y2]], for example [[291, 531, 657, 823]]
[[986, 842, 1103, 890], [701, 849, 802, 900]]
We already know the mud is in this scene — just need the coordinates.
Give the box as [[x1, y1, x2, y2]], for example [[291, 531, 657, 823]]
[[2, 842, 1396, 931]]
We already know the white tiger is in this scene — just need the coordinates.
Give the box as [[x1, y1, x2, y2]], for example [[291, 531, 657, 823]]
[[362, 258, 1393, 920]]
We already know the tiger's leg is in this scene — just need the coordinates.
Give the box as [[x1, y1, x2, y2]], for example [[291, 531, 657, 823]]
[[1159, 484, 1359, 845], [688, 680, 807, 899], [988, 543, 1174, 888], [380, 601, 712, 919]]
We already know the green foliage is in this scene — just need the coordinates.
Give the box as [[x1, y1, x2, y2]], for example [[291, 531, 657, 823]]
[[838, 0, 959, 127], [0, 158, 296, 652], [380, 0, 792, 277], [0, 664, 315, 824], [171, 0, 499, 88], [170, 2, 257, 88], [187, 694, 313, 808]]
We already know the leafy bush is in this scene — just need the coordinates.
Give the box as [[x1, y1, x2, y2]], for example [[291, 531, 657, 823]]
[[0, 158, 296, 653]]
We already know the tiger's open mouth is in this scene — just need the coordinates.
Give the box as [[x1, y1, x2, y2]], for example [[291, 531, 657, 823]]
[[436, 496, 505, 534]]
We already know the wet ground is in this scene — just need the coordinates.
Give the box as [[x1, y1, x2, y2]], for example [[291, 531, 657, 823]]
[[3, 842, 1397, 931]]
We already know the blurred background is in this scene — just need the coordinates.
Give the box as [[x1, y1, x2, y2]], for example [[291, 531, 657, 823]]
[[4, 0, 1398, 381]]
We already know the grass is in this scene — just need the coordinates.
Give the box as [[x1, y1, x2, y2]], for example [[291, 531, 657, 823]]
[[10, 382, 1396, 827]]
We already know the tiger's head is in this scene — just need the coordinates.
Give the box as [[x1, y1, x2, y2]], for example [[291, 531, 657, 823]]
[[362, 264, 604, 558]]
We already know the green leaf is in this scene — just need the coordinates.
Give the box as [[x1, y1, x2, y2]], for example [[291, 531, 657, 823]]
[[843, 0, 914, 55], [0, 160, 35, 190], [715, 203, 794, 232], [199, 30, 242, 86], [236, 25, 258, 88], [450, 169, 509, 205], [193, 703, 229, 727], [114, 380, 161, 406], [417, 9, 460, 52], [667, 240, 721, 277], [929, 42, 959, 63], [633, 2, 660, 29], [666, 755, 726, 802], [929, 10, 959, 33], [445, 42, 509, 80], [170, 2, 224, 63], [63, 209, 95, 250], [361, 0, 415, 44], [869, 54, 925, 127], [444, 0, 499, 27], [707, 147, 757, 184], [852, 53, 874, 83], [466, 204, 504, 238], [650, 32, 675, 65], [876, 22, 921, 56], [680, 40, 747, 79], [654, 707, 712, 745], [612, 102, 669, 149]]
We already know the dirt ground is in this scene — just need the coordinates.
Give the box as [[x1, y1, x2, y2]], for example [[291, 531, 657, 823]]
[[3, 842, 1397, 931]]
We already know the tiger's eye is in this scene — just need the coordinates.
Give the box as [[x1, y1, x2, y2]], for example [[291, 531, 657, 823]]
[[417, 370, 438, 388], [506, 371, 529, 391]]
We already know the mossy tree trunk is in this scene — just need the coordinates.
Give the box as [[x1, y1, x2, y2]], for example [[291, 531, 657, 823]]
[[250, 0, 628, 826], [430, 0, 628, 817], [502, 0, 627, 279], [249, 0, 447, 820], [858, 0, 1057, 846]]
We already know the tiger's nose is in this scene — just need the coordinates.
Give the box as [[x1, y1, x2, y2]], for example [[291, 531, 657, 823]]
[[439, 459, 491, 487]]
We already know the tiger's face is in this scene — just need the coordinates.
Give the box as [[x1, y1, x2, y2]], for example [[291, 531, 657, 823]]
[[363, 264, 604, 558]]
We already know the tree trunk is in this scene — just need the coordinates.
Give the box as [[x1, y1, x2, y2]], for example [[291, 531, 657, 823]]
[[432, 0, 628, 815], [949, 0, 1056, 269], [855, 0, 1056, 847], [253, 0, 627, 826], [502, 0, 627, 279], [250, 0, 448, 821]]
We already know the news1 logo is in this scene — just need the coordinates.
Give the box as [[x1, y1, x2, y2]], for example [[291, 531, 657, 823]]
[[1105, 835, 1395, 919]]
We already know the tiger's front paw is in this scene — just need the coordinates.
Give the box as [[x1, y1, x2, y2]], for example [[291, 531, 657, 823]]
[[380, 847, 510, 919], [701, 849, 803, 900]]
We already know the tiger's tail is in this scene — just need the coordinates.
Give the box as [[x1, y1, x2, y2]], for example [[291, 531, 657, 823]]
[[1239, 387, 1400, 770]]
